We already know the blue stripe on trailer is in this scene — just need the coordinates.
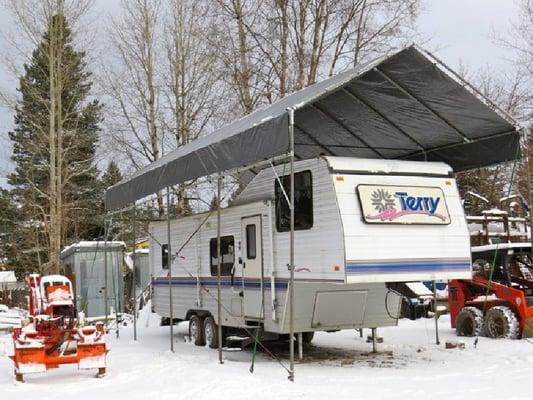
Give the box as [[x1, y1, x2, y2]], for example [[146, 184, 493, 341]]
[[152, 278, 289, 289], [346, 260, 470, 274]]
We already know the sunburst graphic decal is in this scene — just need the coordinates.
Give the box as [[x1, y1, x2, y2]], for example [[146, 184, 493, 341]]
[[370, 189, 395, 212]]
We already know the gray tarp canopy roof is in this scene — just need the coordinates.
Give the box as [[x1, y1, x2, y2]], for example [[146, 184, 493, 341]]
[[105, 44, 520, 211]]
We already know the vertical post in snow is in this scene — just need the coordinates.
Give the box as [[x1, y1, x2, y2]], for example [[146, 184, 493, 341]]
[[524, 128, 533, 263], [104, 215, 108, 327], [167, 186, 174, 352], [371, 328, 377, 353], [132, 202, 137, 341], [297, 332, 303, 360], [217, 174, 223, 364], [109, 214, 120, 339], [433, 280, 440, 345], [288, 107, 295, 382]]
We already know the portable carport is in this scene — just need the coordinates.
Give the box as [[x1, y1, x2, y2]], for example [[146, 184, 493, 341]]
[[105, 45, 519, 211], [104, 44, 521, 380]]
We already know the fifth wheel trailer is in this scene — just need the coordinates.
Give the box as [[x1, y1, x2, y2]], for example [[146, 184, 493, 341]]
[[149, 156, 471, 346]]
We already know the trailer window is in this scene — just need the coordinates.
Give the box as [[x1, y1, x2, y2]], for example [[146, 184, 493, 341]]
[[245, 224, 256, 259], [210, 236, 235, 276], [275, 170, 313, 232], [162, 244, 169, 270]]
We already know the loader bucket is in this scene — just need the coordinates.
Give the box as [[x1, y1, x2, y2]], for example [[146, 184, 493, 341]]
[[521, 317, 533, 338]]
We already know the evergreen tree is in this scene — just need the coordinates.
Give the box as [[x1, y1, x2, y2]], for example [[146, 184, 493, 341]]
[[100, 161, 123, 191], [0, 189, 17, 268], [7, 14, 102, 274]]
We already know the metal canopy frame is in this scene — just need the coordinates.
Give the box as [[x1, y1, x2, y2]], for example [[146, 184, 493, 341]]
[[104, 44, 522, 381], [105, 44, 520, 212]]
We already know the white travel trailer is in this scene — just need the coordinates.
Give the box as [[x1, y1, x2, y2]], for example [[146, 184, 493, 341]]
[[149, 156, 471, 346]]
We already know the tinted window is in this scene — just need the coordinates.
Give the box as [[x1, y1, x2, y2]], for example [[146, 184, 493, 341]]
[[246, 224, 256, 259], [210, 236, 235, 276], [162, 244, 169, 270], [275, 170, 313, 232]]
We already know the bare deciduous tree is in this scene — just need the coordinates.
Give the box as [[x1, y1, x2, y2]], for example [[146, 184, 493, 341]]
[[103, 0, 164, 215], [161, 0, 220, 214], [216, 0, 420, 113]]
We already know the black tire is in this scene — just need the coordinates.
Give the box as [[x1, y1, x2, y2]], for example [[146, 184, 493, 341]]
[[456, 306, 484, 337], [302, 332, 314, 344], [189, 315, 205, 346], [203, 316, 220, 349], [484, 306, 519, 339]]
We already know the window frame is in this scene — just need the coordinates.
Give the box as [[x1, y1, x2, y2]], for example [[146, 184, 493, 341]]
[[274, 170, 314, 232], [209, 235, 235, 277], [245, 224, 257, 260]]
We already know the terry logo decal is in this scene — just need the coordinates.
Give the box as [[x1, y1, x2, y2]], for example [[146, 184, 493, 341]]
[[395, 192, 441, 215], [358, 185, 450, 225]]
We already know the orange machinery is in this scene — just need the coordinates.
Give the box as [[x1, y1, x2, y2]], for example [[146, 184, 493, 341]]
[[9, 274, 108, 382], [449, 247, 533, 339]]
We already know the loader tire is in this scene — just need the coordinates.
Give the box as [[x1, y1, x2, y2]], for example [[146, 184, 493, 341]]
[[456, 306, 484, 337], [484, 306, 519, 339], [189, 315, 205, 346]]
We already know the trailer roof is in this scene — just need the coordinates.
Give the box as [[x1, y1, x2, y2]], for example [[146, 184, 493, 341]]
[[324, 157, 453, 176], [105, 45, 520, 211], [60, 241, 126, 259]]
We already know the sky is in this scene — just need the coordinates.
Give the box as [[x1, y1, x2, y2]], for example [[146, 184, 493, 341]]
[[0, 0, 523, 188]]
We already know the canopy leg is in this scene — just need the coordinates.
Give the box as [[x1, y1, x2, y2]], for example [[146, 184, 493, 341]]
[[433, 280, 440, 345], [297, 333, 303, 360], [167, 186, 174, 352], [288, 107, 295, 382]]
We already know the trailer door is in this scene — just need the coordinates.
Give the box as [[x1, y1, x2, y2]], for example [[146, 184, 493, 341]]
[[241, 215, 264, 319]]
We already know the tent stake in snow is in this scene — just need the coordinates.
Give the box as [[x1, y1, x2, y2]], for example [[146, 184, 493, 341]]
[[167, 186, 174, 352], [217, 174, 223, 364], [288, 107, 295, 382], [132, 202, 137, 341]]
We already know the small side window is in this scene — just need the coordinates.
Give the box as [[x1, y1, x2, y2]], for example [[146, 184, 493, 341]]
[[246, 224, 256, 259], [162, 244, 169, 270], [210, 236, 235, 276]]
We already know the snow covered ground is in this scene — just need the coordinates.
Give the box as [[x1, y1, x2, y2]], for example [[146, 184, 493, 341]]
[[1, 309, 533, 400]]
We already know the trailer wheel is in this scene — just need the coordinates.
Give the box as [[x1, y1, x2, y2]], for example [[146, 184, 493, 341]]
[[484, 306, 519, 339], [456, 306, 484, 337], [189, 315, 205, 346], [203, 316, 222, 349]]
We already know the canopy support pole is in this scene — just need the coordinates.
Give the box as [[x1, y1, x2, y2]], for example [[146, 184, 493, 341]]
[[374, 67, 471, 143], [523, 127, 533, 266], [311, 103, 385, 158], [132, 202, 137, 341], [341, 86, 425, 151], [294, 124, 336, 156], [167, 186, 174, 352], [104, 214, 108, 327], [109, 213, 120, 339], [433, 280, 440, 345], [217, 174, 223, 364], [288, 108, 295, 382]]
